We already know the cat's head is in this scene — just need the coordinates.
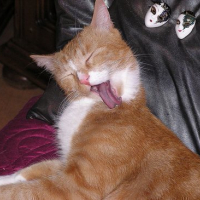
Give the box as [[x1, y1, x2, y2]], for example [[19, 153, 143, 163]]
[[31, 0, 140, 109]]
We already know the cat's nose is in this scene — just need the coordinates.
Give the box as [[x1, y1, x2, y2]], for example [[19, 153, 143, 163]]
[[79, 74, 90, 85]]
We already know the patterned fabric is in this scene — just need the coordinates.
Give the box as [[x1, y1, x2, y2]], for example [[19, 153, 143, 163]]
[[0, 96, 58, 175]]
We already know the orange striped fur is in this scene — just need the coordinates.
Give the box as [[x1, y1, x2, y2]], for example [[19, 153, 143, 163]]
[[0, 0, 200, 199]]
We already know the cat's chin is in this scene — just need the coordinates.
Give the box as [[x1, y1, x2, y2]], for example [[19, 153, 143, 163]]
[[90, 80, 122, 109]]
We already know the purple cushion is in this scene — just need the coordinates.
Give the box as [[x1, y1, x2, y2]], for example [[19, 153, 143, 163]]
[[0, 96, 58, 175]]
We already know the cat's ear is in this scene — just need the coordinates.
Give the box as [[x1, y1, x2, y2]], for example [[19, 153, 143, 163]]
[[91, 0, 113, 30], [30, 54, 54, 72]]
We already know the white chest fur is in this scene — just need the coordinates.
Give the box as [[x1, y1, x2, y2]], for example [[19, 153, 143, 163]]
[[56, 98, 95, 158]]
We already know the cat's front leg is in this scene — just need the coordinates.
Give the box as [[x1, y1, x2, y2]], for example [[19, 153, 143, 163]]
[[0, 160, 67, 200], [0, 177, 67, 200], [0, 172, 26, 186], [0, 170, 79, 200], [0, 159, 62, 186]]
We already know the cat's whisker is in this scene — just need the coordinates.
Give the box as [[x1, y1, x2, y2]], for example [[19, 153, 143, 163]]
[[100, 55, 134, 67], [64, 91, 75, 101], [66, 91, 79, 104], [138, 60, 153, 66], [66, 91, 77, 100], [60, 75, 69, 82], [132, 48, 153, 57], [57, 97, 68, 117], [57, 96, 69, 116], [46, 74, 54, 82], [135, 54, 154, 58], [25, 61, 38, 68], [74, 10, 79, 36], [25, 61, 51, 80], [57, 91, 78, 116], [38, 68, 50, 78], [105, 58, 138, 75]]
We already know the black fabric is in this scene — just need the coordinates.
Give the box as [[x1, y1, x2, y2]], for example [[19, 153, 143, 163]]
[[27, 0, 200, 154], [27, 79, 66, 125]]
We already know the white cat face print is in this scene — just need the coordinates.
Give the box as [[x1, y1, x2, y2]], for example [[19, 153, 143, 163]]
[[175, 11, 196, 39], [145, 3, 171, 28]]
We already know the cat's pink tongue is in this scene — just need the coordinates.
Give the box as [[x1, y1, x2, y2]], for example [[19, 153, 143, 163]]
[[91, 81, 122, 109]]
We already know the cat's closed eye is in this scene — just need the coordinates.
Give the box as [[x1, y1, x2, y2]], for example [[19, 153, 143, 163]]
[[86, 51, 95, 64], [67, 73, 74, 77], [60, 72, 74, 82]]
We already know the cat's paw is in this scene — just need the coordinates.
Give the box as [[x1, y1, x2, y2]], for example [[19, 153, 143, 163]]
[[0, 172, 26, 186]]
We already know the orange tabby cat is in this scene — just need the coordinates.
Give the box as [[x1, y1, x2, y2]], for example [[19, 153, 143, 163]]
[[0, 0, 200, 199]]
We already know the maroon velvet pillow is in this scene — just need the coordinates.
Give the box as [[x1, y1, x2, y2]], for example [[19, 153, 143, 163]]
[[0, 96, 58, 175]]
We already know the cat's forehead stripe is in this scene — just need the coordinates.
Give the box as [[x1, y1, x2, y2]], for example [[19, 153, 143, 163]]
[[68, 60, 77, 71]]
